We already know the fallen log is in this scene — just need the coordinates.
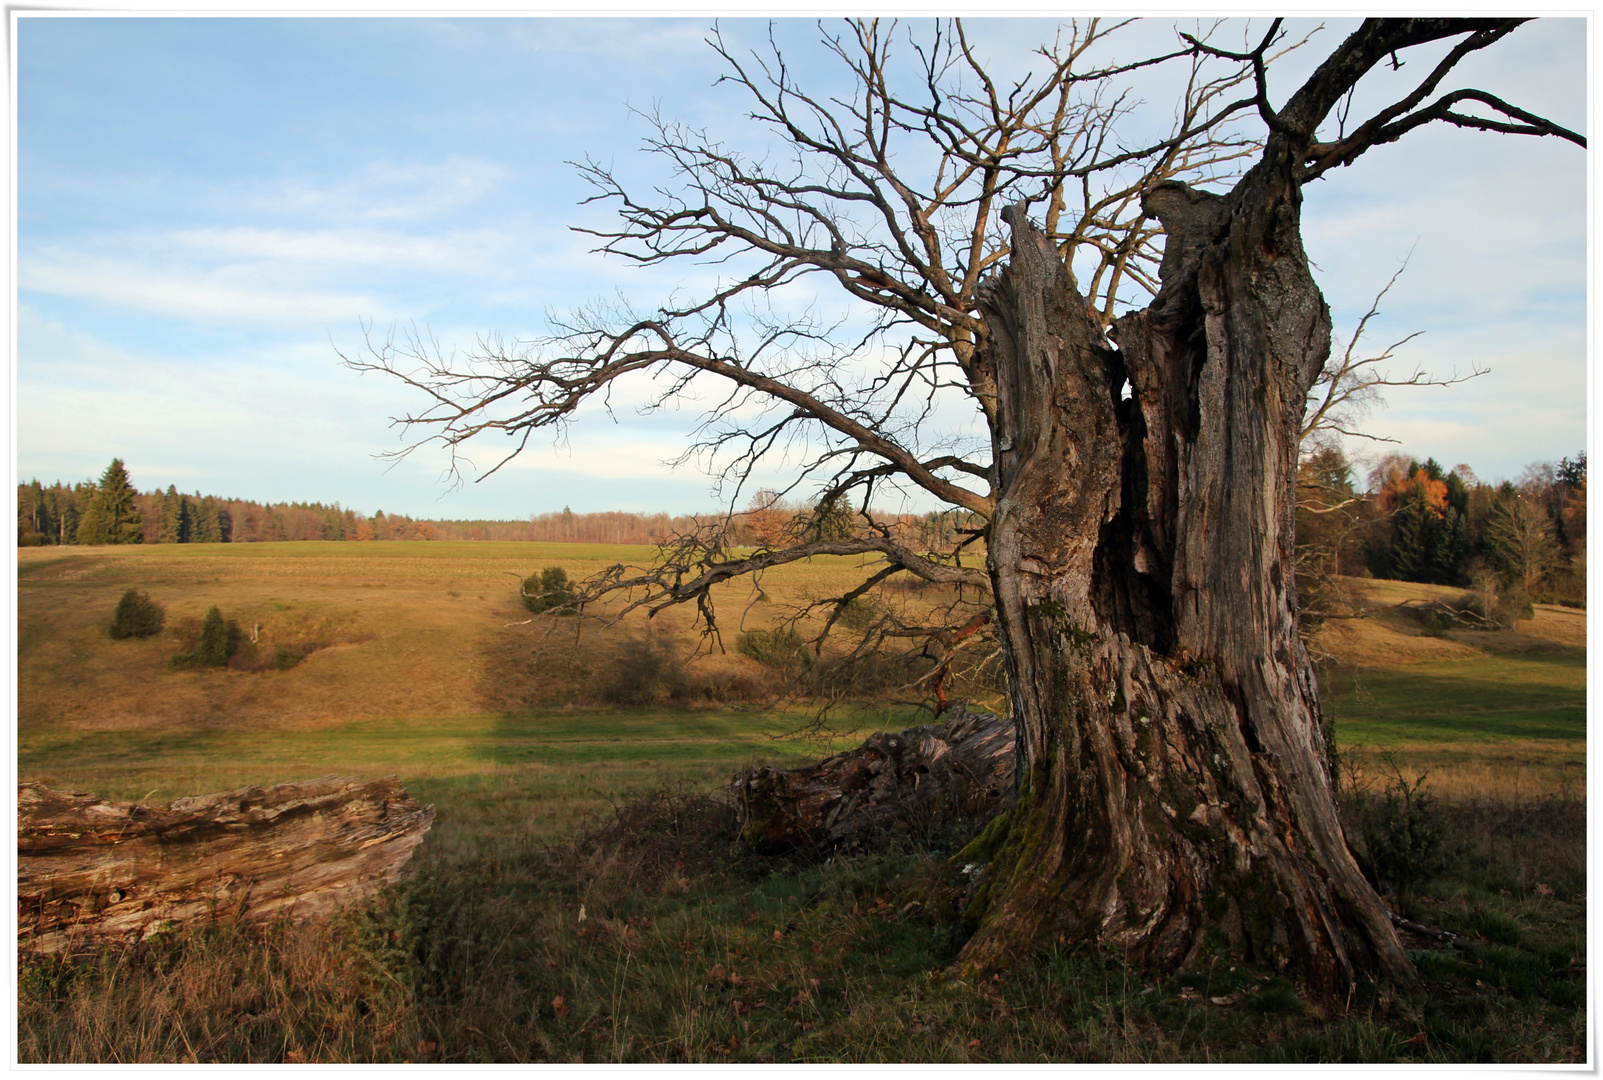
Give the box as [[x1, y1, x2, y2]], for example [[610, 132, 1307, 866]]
[[732, 703, 1016, 854], [19, 775, 434, 953]]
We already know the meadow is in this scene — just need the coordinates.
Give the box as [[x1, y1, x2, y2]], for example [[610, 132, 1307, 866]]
[[16, 542, 1587, 1063]]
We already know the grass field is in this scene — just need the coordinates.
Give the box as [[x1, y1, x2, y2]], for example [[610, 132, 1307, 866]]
[[15, 542, 1588, 1063], [1313, 577, 1586, 801]]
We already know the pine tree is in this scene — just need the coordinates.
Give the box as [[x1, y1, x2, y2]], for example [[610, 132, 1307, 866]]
[[49, 484, 79, 545], [17, 480, 52, 546], [191, 496, 222, 544], [158, 484, 192, 544], [194, 606, 232, 667], [1429, 507, 1470, 585], [75, 459, 144, 545], [1389, 498, 1428, 582], [810, 492, 856, 542]]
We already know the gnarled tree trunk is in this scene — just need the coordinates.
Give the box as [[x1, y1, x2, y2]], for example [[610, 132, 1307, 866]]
[[960, 141, 1416, 998]]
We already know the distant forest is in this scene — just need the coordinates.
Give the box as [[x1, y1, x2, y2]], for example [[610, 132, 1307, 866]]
[[14, 460, 963, 552], [1296, 447, 1586, 609], [18, 449, 1586, 607]]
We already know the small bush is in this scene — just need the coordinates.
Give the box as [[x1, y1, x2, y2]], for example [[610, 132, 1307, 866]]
[[736, 626, 812, 674], [603, 635, 688, 706], [835, 596, 880, 631], [521, 567, 577, 615], [1352, 762, 1450, 904], [171, 606, 239, 669], [109, 589, 165, 639], [1497, 586, 1535, 626], [1419, 609, 1454, 637]]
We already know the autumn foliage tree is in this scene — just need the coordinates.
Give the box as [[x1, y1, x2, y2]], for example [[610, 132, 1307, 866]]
[[354, 19, 1582, 997]]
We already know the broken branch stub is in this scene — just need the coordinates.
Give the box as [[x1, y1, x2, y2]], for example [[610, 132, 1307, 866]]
[[733, 703, 1016, 854], [18, 775, 435, 953]]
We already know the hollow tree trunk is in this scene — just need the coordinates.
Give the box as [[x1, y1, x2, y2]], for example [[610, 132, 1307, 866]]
[[960, 140, 1417, 998]]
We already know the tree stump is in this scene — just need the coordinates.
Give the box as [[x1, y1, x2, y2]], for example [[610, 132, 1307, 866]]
[[732, 703, 1015, 853], [18, 775, 435, 953]]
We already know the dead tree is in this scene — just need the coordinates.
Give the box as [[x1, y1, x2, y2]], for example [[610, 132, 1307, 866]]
[[18, 776, 435, 953], [734, 702, 1015, 853], [350, 18, 1581, 998]]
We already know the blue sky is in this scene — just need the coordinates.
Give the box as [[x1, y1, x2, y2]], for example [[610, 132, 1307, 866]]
[[14, 15, 1589, 518]]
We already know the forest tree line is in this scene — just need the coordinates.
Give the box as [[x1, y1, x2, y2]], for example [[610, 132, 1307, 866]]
[[20, 452, 1586, 612], [15, 460, 967, 551], [1297, 447, 1587, 612]]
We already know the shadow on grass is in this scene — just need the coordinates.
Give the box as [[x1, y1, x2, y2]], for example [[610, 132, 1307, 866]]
[[1322, 657, 1586, 745]]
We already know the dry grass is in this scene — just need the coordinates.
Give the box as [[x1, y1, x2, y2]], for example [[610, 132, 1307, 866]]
[[18, 540, 973, 733], [1309, 576, 1585, 801], [16, 549, 1587, 1064]]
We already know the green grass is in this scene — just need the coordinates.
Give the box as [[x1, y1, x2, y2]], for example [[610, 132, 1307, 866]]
[[1324, 653, 1585, 745], [16, 548, 1587, 1063], [16, 704, 901, 842], [18, 782, 1587, 1064]]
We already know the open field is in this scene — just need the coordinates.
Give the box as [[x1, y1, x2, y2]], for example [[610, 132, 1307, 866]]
[[1312, 577, 1586, 801], [16, 542, 1588, 1063]]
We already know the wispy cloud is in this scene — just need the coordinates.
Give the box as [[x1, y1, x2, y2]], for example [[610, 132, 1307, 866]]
[[21, 250, 394, 329], [249, 157, 509, 224]]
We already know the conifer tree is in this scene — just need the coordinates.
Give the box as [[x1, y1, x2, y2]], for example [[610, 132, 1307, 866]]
[[194, 606, 232, 667], [158, 484, 192, 544], [17, 480, 52, 545], [49, 484, 79, 544], [75, 459, 144, 545], [191, 496, 222, 544]]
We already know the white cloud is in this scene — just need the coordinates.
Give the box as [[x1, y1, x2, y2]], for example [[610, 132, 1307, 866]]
[[249, 157, 509, 224], [21, 250, 394, 329]]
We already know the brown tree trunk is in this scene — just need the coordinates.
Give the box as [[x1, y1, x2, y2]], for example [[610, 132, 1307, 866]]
[[959, 140, 1417, 998], [18, 776, 434, 954], [734, 703, 1015, 854]]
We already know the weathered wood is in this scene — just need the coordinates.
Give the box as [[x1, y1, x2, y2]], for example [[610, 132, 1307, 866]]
[[955, 147, 1418, 998], [732, 703, 1015, 853], [18, 775, 435, 953]]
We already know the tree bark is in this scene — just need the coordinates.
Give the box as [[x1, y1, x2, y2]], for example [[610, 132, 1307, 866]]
[[733, 703, 1015, 854], [18, 776, 435, 954], [959, 139, 1417, 998]]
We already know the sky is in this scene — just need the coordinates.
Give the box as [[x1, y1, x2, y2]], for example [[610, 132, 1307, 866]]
[[13, 14, 1591, 519]]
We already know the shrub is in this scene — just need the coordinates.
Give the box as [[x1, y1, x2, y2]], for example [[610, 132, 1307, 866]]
[[109, 589, 165, 639], [1419, 609, 1453, 637], [1494, 585, 1535, 627], [521, 567, 577, 615], [1351, 761, 1450, 904], [736, 626, 812, 674], [835, 596, 880, 631], [195, 607, 234, 667], [172, 606, 240, 669], [602, 635, 688, 706]]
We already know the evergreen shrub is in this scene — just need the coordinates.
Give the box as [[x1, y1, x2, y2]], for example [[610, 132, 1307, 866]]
[[172, 606, 239, 668], [109, 589, 165, 639], [521, 567, 577, 614]]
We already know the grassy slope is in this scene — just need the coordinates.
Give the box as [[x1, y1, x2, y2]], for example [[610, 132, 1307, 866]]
[[17, 541, 918, 823], [16, 545, 1587, 1064], [20, 543, 1582, 802], [1311, 577, 1585, 799]]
